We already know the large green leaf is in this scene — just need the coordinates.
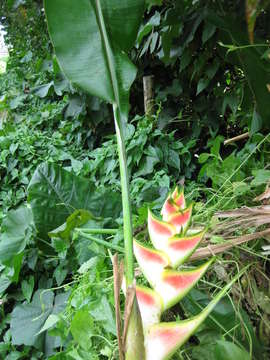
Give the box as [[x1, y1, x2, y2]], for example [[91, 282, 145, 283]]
[[214, 340, 250, 360], [44, 0, 144, 118], [0, 205, 33, 265], [10, 290, 69, 351], [192, 338, 250, 360], [27, 162, 121, 239]]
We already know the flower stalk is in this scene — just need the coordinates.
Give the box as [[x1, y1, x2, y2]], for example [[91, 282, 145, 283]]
[[113, 104, 134, 286]]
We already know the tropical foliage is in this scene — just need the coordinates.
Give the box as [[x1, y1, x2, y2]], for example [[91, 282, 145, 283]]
[[0, 0, 270, 359]]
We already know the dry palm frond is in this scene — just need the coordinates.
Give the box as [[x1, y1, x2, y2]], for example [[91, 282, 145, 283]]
[[191, 202, 270, 261], [191, 228, 270, 261]]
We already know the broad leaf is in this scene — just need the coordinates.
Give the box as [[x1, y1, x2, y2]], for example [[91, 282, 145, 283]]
[[70, 310, 94, 351], [214, 340, 250, 360], [44, 0, 144, 119], [202, 22, 216, 44], [192, 337, 249, 360], [146, 0, 162, 7], [27, 162, 121, 239], [11, 290, 69, 350], [32, 82, 54, 98], [48, 210, 95, 241], [89, 295, 116, 335], [0, 205, 33, 265]]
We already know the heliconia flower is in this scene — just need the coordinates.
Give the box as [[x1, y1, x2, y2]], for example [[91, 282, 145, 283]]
[[166, 229, 206, 267], [143, 266, 246, 360], [148, 210, 176, 251], [145, 320, 200, 360], [129, 187, 244, 360], [161, 197, 180, 221], [161, 187, 186, 221], [167, 204, 192, 233], [171, 187, 186, 209], [133, 239, 170, 287], [136, 285, 163, 331], [154, 259, 214, 310]]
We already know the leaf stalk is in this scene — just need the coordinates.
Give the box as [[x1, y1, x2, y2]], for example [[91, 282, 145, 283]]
[[76, 230, 124, 253]]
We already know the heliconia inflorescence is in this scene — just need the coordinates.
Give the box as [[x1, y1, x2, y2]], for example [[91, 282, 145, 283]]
[[132, 187, 218, 360]]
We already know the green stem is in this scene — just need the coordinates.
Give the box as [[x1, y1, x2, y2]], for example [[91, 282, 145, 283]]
[[113, 104, 134, 286], [219, 41, 269, 53], [75, 228, 119, 235], [95, 0, 134, 285], [77, 231, 125, 253]]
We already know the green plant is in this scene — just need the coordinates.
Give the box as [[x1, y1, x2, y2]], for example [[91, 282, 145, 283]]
[[130, 187, 248, 359], [44, 2, 253, 358], [197, 133, 270, 194], [44, 1, 146, 357], [1, 1, 269, 359], [136, 0, 270, 136]]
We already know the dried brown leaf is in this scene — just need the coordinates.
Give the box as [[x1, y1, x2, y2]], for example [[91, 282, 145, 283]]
[[254, 185, 270, 203], [122, 281, 136, 348], [190, 228, 270, 261]]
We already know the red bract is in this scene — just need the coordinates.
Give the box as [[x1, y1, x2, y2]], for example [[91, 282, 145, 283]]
[[133, 187, 215, 359]]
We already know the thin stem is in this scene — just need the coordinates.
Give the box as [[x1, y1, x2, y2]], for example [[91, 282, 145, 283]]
[[95, 0, 120, 106], [75, 228, 119, 235], [113, 104, 134, 285], [77, 230, 125, 253], [219, 41, 269, 53]]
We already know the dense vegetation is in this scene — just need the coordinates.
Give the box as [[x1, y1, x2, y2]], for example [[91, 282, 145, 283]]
[[0, 0, 270, 359]]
